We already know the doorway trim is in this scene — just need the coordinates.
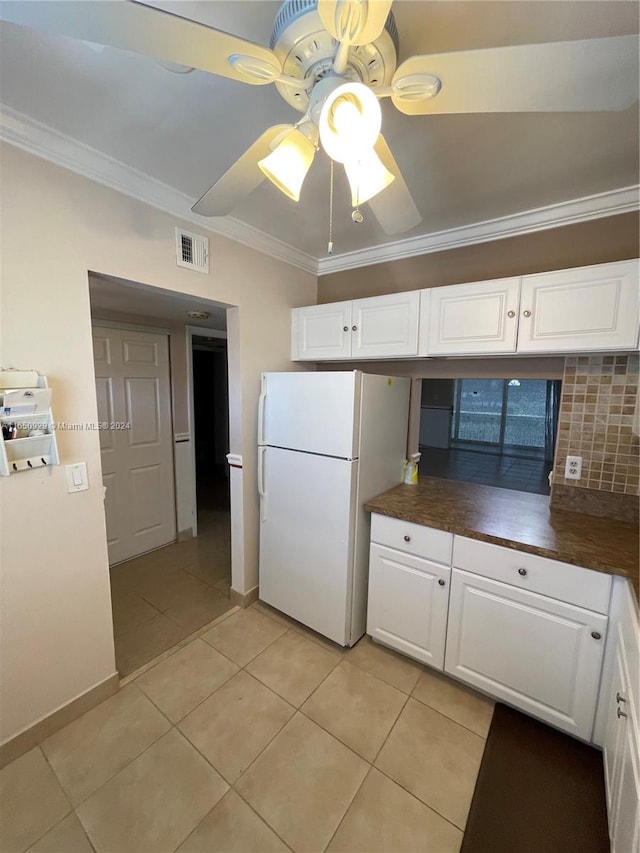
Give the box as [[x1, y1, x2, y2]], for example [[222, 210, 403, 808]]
[[185, 325, 228, 538]]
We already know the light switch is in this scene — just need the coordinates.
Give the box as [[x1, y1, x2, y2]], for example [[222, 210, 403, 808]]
[[66, 462, 88, 493]]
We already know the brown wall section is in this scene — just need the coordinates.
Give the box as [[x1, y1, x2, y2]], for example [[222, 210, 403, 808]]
[[319, 212, 640, 302]]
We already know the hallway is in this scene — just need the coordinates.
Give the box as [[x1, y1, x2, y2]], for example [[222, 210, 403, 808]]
[[109, 502, 232, 677]]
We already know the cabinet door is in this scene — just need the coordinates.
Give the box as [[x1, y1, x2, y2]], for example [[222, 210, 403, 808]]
[[445, 568, 608, 739], [352, 291, 420, 358], [367, 544, 450, 668], [518, 261, 640, 353], [292, 302, 352, 360], [423, 278, 520, 355]]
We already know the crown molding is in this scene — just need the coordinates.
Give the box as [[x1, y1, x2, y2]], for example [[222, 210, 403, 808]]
[[0, 105, 318, 275], [317, 185, 640, 274], [2, 105, 638, 279]]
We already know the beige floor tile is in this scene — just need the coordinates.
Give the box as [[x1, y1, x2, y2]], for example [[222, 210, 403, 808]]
[[164, 585, 233, 634], [114, 612, 190, 676], [110, 588, 160, 632], [301, 661, 407, 761], [236, 714, 368, 853], [252, 603, 347, 657], [27, 813, 93, 853], [77, 729, 228, 853], [136, 638, 239, 722], [179, 671, 294, 783], [201, 607, 287, 667], [327, 768, 462, 853], [41, 684, 170, 806], [0, 748, 70, 853], [177, 789, 289, 852], [412, 669, 495, 737], [246, 631, 341, 707], [375, 698, 485, 830], [139, 570, 212, 613], [346, 636, 422, 694]]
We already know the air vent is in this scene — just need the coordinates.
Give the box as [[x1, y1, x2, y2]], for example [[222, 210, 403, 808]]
[[175, 228, 209, 273]]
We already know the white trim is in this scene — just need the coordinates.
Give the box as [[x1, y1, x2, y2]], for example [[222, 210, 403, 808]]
[[317, 185, 640, 274], [2, 104, 638, 277], [0, 105, 317, 275]]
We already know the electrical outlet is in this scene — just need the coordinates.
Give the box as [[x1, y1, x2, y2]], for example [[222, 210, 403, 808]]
[[565, 455, 582, 480]]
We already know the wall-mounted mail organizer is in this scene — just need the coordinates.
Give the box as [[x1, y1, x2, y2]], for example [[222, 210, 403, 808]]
[[0, 371, 59, 475]]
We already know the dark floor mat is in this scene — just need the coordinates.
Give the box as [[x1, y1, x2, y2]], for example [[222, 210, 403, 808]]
[[461, 703, 610, 853]]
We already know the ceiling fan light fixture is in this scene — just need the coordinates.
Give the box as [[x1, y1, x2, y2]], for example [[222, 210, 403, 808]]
[[344, 147, 395, 206], [318, 81, 382, 163], [258, 127, 316, 202]]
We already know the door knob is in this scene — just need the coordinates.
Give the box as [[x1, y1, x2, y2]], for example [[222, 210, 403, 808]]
[[591, 631, 602, 640], [403, 535, 411, 542], [518, 568, 527, 576], [523, 310, 532, 318], [352, 325, 358, 331], [343, 326, 348, 332], [507, 310, 516, 318], [438, 579, 446, 587]]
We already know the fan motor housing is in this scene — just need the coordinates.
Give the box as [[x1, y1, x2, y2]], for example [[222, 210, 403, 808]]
[[271, 0, 399, 112]]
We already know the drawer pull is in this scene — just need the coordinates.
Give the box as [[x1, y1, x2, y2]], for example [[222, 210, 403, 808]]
[[591, 631, 602, 640], [517, 568, 527, 577], [616, 692, 627, 704], [507, 310, 516, 318], [352, 325, 358, 331], [523, 309, 532, 318], [403, 535, 411, 542], [343, 326, 348, 332], [438, 579, 446, 587], [617, 707, 628, 719]]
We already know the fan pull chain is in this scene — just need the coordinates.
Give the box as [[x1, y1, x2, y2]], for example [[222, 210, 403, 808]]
[[327, 158, 334, 255]]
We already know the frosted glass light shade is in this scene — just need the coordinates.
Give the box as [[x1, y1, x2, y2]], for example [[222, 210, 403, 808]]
[[319, 82, 382, 164], [344, 148, 395, 206], [258, 128, 316, 202]]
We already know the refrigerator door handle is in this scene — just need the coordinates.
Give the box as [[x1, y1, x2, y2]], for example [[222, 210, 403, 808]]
[[257, 388, 267, 445], [258, 445, 268, 521]]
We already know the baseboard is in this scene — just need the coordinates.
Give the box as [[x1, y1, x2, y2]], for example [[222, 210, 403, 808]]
[[230, 585, 259, 608], [177, 529, 194, 542], [0, 672, 120, 769]]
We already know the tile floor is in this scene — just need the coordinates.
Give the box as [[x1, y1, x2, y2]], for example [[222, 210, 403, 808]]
[[109, 507, 233, 675], [1, 602, 495, 853], [419, 446, 553, 495]]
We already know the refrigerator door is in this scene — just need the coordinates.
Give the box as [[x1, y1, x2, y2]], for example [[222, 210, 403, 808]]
[[259, 446, 357, 646], [260, 371, 360, 458]]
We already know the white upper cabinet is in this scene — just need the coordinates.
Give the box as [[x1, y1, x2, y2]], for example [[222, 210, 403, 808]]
[[292, 291, 420, 361], [351, 291, 420, 358], [291, 301, 352, 361], [517, 261, 640, 353], [420, 277, 521, 356]]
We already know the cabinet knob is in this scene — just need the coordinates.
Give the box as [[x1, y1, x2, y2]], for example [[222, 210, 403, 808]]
[[403, 535, 411, 542], [616, 692, 627, 704], [507, 310, 516, 318], [517, 568, 527, 576], [343, 326, 348, 332], [352, 325, 358, 331], [591, 631, 602, 640], [523, 310, 532, 318], [617, 707, 628, 719], [438, 579, 446, 587]]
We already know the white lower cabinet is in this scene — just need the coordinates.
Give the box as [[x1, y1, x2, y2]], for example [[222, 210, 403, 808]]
[[601, 579, 640, 852], [444, 568, 608, 740], [368, 544, 450, 668]]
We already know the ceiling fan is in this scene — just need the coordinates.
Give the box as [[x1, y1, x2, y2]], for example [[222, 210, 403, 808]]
[[2, 0, 638, 237]]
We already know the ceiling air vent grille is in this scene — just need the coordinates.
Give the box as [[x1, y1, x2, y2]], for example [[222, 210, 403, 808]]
[[175, 228, 209, 273]]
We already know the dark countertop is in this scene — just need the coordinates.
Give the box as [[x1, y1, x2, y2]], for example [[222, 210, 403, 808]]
[[365, 477, 639, 598]]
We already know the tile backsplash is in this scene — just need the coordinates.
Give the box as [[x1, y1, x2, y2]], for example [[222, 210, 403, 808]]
[[553, 354, 639, 497]]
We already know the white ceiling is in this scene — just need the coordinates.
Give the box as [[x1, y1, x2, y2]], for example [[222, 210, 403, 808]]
[[1, 1, 638, 267]]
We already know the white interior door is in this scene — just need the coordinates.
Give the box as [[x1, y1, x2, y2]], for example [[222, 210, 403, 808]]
[[259, 446, 356, 645], [93, 326, 176, 564]]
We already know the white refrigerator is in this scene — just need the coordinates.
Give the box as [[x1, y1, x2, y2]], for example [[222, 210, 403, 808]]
[[257, 371, 410, 646]]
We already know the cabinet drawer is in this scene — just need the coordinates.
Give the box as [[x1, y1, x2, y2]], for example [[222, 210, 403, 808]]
[[371, 514, 452, 564], [453, 536, 611, 614]]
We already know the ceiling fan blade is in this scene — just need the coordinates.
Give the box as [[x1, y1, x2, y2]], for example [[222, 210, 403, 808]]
[[318, 0, 392, 46], [192, 125, 293, 217], [367, 136, 422, 236], [0, 0, 282, 85], [392, 35, 639, 115]]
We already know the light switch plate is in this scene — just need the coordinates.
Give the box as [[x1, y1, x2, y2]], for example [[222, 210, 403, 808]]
[[66, 462, 88, 493]]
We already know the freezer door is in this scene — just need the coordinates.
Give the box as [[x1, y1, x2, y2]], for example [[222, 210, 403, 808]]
[[259, 446, 357, 646], [260, 371, 359, 458]]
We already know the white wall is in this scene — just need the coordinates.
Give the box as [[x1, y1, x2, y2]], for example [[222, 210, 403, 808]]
[[0, 143, 316, 745]]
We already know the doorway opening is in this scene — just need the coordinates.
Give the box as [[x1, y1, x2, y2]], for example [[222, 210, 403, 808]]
[[419, 378, 561, 495]]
